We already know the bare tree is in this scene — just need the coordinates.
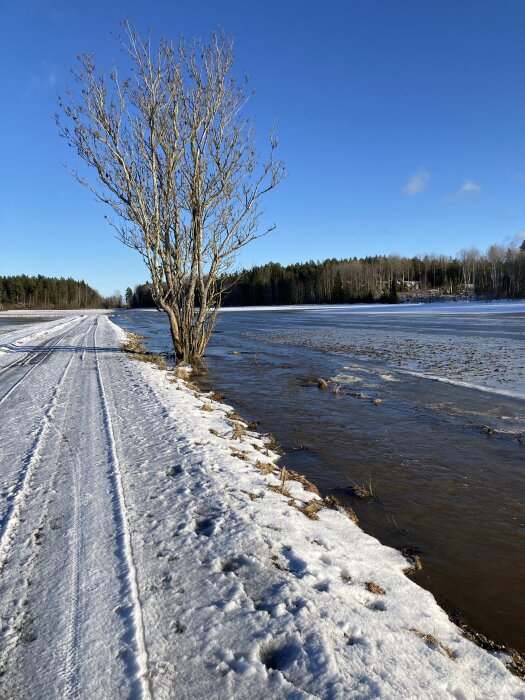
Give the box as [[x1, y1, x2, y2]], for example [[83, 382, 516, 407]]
[[57, 23, 284, 362]]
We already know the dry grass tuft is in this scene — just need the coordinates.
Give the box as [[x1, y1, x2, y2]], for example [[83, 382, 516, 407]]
[[264, 433, 284, 455], [231, 422, 246, 440], [201, 403, 213, 412], [226, 409, 243, 422], [295, 499, 324, 520], [173, 367, 190, 381], [230, 449, 249, 461], [255, 460, 276, 475], [372, 398, 383, 406], [366, 581, 386, 595], [122, 335, 168, 370], [285, 469, 320, 496], [324, 495, 359, 524], [267, 468, 292, 497], [268, 483, 292, 498], [122, 334, 146, 354], [410, 629, 455, 660], [147, 354, 168, 370], [209, 390, 224, 402], [402, 548, 423, 574], [209, 428, 221, 437], [317, 378, 329, 390], [350, 475, 374, 499]]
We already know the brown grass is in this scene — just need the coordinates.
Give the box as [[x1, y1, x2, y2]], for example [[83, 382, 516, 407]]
[[209, 428, 221, 437], [410, 629, 455, 660], [317, 378, 329, 390], [264, 433, 284, 455], [324, 495, 359, 524], [226, 409, 243, 422], [267, 468, 292, 497], [255, 460, 276, 475], [209, 390, 224, 402], [122, 335, 168, 370], [268, 483, 292, 498], [294, 499, 324, 520], [231, 422, 246, 440], [372, 398, 383, 406], [230, 449, 249, 461], [350, 476, 374, 499], [285, 469, 320, 496], [402, 548, 423, 574], [201, 403, 213, 412], [122, 333, 146, 354], [366, 581, 386, 595]]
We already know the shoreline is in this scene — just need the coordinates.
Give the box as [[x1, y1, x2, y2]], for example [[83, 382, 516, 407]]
[[0, 310, 523, 697], [170, 353, 525, 678], [111, 319, 525, 691]]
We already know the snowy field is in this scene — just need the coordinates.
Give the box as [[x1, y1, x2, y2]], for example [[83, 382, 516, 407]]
[[0, 312, 523, 698]]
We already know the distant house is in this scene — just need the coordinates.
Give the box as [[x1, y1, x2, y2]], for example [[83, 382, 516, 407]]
[[402, 280, 420, 290]]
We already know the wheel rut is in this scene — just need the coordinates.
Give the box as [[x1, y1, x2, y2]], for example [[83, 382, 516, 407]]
[[0, 319, 85, 406], [0, 319, 95, 682], [0, 320, 93, 571], [0, 316, 153, 698], [93, 321, 153, 700]]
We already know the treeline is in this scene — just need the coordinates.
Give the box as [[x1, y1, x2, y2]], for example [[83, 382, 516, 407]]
[[126, 243, 525, 308], [222, 244, 525, 306], [0, 275, 111, 309]]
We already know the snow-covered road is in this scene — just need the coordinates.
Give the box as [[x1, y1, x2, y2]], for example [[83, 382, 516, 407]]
[[0, 313, 523, 699]]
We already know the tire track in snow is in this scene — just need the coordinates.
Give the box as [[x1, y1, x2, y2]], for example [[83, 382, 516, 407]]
[[61, 437, 85, 700], [0, 318, 85, 406], [0, 320, 95, 679], [92, 319, 152, 700], [0, 320, 93, 572], [61, 323, 99, 700]]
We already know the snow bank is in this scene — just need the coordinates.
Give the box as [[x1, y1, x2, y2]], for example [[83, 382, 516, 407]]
[[106, 316, 524, 698]]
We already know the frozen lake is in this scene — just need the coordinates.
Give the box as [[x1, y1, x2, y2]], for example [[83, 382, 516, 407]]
[[112, 301, 525, 654]]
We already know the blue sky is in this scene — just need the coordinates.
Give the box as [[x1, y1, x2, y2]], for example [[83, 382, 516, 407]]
[[1, 1, 525, 296]]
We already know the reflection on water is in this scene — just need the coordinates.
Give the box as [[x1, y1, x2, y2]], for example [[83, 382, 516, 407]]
[[112, 306, 525, 654]]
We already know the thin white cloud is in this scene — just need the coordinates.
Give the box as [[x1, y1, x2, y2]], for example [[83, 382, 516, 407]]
[[445, 180, 481, 203], [24, 65, 57, 97], [403, 168, 430, 196]]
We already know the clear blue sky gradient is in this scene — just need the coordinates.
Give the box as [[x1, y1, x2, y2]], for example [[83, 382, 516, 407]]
[[1, 1, 525, 296]]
